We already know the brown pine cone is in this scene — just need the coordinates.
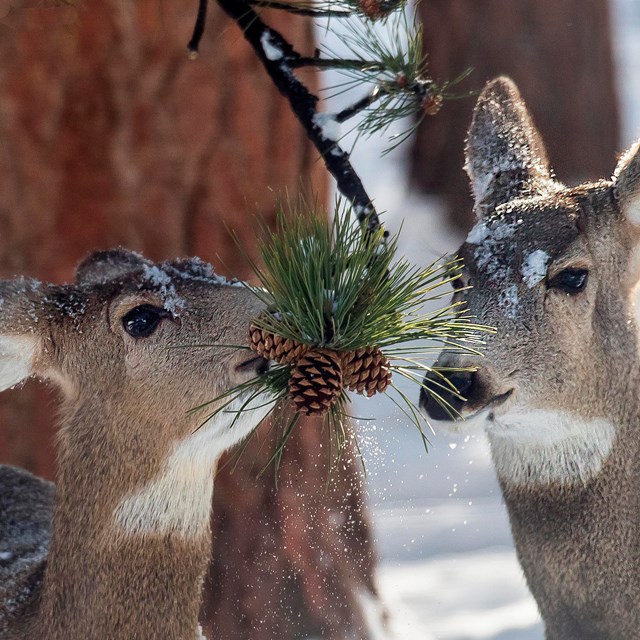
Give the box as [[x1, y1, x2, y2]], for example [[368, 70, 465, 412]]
[[341, 347, 392, 397], [422, 93, 443, 116], [248, 321, 308, 365], [358, 0, 387, 20], [288, 349, 343, 416]]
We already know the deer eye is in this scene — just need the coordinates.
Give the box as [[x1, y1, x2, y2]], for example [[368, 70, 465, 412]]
[[122, 305, 164, 338], [547, 269, 589, 294]]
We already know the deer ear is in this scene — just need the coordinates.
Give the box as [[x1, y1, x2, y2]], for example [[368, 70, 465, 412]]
[[76, 248, 150, 286], [0, 335, 38, 391], [465, 77, 559, 218], [0, 278, 44, 391], [613, 141, 640, 226]]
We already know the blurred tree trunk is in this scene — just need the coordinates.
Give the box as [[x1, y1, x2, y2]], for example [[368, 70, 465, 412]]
[[411, 0, 620, 231], [0, 2, 377, 638]]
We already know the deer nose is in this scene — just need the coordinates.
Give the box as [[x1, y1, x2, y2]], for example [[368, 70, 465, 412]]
[[419, 370, 475, 421]]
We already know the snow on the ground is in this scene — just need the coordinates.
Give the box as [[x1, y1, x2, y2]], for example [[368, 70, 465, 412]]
[[315, 1, 640, 638], [380, 550, 540, 640]]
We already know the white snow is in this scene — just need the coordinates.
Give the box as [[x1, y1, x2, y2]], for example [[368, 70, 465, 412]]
[[313, 112, 341, 142], [500, 284, 519, 319], [260, 31, 284, 61], [465, 220, 491, 245], [521, 250, 550, 288], [0, 552, 12, 561], [169, 258, 245, 288], [195, 624, 208, 640], [141, 264, 186, 314]]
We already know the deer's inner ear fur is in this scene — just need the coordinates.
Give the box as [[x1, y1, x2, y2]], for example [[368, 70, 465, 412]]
[[76, 248, 150, 286], [465, 76, 560, 218], [614, 141, 640, 226], [0, 334, 38, 391]]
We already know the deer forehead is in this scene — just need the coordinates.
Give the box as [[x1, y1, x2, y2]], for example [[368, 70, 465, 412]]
[[462, 187, 619, 285]]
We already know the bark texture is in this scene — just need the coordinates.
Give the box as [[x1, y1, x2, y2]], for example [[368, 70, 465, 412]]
[[411, 0, 620, 231], [0, 2, 376, 637]]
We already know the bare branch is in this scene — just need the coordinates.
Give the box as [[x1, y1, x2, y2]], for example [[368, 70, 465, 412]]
[[215, 0, 384, 235], [187, 0, 208, 57]]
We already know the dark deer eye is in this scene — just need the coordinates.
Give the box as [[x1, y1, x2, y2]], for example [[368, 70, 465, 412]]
[[122, 305, 164, 338], [547, 269, 589, 294]]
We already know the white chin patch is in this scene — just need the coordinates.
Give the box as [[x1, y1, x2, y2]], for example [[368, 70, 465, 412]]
[[485, 408, 616, 486], [114, 392, 273, 537], [430, 407, 492, 436], [0, 335, 37, 391]]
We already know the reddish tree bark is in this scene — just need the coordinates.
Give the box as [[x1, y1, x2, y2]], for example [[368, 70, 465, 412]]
[[0, 2, 376, 637], [411, 0, 620, 231]]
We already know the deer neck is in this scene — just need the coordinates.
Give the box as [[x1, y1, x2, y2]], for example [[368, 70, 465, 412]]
[[38, 398, 219, 640], [490, 401, 640, 573]]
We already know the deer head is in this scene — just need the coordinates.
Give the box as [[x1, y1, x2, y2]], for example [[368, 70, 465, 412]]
[[0, 248, 270, 533], [0, 249, 275, 639], [420, 77, 640, 486]]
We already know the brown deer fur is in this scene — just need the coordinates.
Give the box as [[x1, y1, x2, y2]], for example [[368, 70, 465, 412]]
[[0, 249, 270, 640], [421, 77, 640, 639]]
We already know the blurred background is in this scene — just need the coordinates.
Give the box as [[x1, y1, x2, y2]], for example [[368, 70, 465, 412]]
[[0, 0, 633, 638]]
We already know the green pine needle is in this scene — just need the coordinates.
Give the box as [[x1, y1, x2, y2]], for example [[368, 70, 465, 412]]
[[319, 10, 473, 153]]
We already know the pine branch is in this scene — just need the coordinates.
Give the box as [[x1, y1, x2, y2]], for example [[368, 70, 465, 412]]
[[335, 88, 384, 123], [215, 0, 384, 234]]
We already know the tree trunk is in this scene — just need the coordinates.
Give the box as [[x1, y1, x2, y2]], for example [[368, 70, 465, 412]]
[[0, 3, 376, 637], [411, 0, 620, 231]]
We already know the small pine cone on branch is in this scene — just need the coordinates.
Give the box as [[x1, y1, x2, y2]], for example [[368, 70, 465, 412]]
[[358, 0, 388, 20], [289, 349, 343, 416], [342, 347, 392, 397], [248, 321, 308, 364]]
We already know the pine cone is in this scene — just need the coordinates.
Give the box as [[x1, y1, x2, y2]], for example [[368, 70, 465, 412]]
[[358, 0, 387, 20], [248, 321, 308, 365], [422, 94, 443, 116], [288, 349, 343, 416], [341, 347, 392, 397]]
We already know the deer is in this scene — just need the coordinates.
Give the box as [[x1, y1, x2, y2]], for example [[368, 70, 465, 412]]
[[420, 76, 640, 639], [0, 248, 272, 640]]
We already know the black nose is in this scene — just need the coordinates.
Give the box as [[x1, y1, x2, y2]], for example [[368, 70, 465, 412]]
[[419, 369, 475, 421]]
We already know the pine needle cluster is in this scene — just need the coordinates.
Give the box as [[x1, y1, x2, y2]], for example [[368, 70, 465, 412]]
[[195, 201, 489, 468], [319, 10, 473, 152]]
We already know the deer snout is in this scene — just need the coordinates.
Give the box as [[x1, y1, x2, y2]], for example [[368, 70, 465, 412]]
[[232, 351, 270, 384], [420, 370, 475, 421]]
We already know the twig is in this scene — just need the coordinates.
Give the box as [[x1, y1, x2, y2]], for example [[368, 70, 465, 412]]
[[187, 0, 208, 57], [215, 0, 384, 235], [335, 87, 385, 123], [290, 56, 387, 71]]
